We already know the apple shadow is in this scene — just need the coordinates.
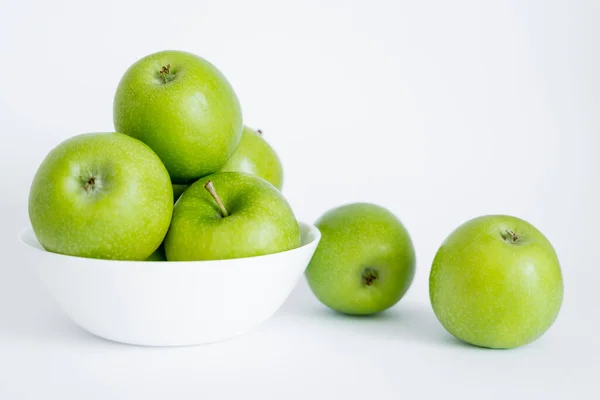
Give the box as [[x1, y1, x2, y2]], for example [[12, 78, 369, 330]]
[[1, 299, 480, 350], [283, 301, 478, 349]]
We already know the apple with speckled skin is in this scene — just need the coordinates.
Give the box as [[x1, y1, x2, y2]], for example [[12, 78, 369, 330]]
[[28, 132, 173, 260], [429, 215, 564, 349], [164, 172, 300, 261], [305, 203, 416, 315], [220, 126, 284, 190], [171, 126, 284, 202], [113, 50, 243, 184]]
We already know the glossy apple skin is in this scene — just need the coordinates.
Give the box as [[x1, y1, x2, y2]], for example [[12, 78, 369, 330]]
[[429, 215, 564, 349], [28, 133, 173, 260], [113, 50, 243, 183], [171, 126, 285, 201], [164, 172, 300, 261], [220, 126, 284, 190], [305, 203, 416, 315]]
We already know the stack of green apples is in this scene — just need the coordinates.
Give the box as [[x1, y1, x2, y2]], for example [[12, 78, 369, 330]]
[[28, 50, 564, 350], [29, 50, 299, 263]]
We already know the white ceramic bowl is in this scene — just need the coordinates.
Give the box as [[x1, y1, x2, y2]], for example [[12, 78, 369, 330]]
[[18, 222, 320, 346]]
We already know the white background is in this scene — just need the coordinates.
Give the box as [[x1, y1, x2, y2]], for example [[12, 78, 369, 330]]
[[1, 0, 598, 398]]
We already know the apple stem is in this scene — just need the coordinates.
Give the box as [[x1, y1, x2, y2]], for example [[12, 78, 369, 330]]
[[83, 177, 95, 192], [204, 180, 229, 217], [159, 64, 175, 84], [503, 230, 522, 244], [257, 129, 263, 135], [81, 175, 101, 194]]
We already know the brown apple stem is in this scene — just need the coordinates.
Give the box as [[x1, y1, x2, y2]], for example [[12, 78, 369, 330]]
[[81, 174, 101, 194], [159, 64, 174, 83], [204, 180, 229, 217], [83, 177, 96, 192], [502, 230, 522, 244], [257, 129, 263, 135]]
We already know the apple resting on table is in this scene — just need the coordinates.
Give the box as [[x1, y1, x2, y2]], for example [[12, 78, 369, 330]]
[[164, 172, 300, 261], [305, 203, 416, 315], [28, 132, 173, 260], [429, 215, 564, 349], [113, 50, 243, 184]]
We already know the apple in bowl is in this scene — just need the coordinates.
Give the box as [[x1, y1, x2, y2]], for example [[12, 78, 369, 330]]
[[171, 126, 285, 202], [113, 50, 244, 184], [24, 130, 315, 346], [28, 132, 173, 261], [165, 172, 300, 261]]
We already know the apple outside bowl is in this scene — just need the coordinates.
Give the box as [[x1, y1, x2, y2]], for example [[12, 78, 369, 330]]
[[17, 222, 320, 346]]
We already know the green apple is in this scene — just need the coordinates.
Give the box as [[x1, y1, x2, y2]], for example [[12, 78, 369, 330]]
[[146, 244, 166, 261], [171, 126, 285, 200], [172, 183, 189, 203], [305, 203, 416, 315], [113, 50, 243, 183], [164, 172, 300, 261], [28, 132, 173, 260], [429, 215, 564, 349], [219, 126, 284, 190]]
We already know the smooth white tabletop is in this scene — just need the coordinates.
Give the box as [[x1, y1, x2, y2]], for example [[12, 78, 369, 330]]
[[0, 264, 597, 400]]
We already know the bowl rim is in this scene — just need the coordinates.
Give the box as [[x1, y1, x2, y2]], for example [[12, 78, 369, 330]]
[[18, 220, 321, 265]]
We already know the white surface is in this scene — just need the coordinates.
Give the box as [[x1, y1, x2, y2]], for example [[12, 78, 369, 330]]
[[0, 0, 598, 399], [17, 223, 320, 346]]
